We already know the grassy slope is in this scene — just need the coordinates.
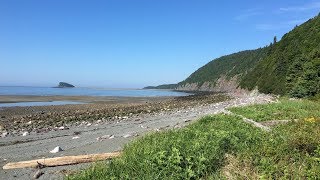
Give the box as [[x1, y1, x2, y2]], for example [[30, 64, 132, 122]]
[[69, 100, 320, 179], [229, 99, 320, 122]]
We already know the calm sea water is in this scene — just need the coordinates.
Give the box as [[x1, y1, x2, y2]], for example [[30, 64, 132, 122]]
[[0, 86, 190, 107], [0, 86, 189, 97]]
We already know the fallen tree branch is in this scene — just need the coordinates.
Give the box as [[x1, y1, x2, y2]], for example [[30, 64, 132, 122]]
[[222, 110, 271, 132], [3, 152, 121, 170]]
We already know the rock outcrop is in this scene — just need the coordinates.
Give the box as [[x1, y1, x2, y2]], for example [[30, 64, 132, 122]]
[[55, 82, 75, 88], [176, 75, 241, 93]]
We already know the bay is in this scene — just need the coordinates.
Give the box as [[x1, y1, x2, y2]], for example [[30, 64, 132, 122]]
[[0, 86, 189, 97]]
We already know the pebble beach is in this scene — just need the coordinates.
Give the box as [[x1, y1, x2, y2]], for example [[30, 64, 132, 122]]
[[0, 92, 275, 179]]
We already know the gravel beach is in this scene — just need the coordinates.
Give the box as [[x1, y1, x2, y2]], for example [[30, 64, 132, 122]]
[[0, 93, 275, 179]]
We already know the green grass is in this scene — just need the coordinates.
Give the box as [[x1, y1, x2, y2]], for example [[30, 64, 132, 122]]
[[232, 120, 320, 179], [68, 100, 320, 179], [68, 115, 262, 180], [228, 99, 320, 122]]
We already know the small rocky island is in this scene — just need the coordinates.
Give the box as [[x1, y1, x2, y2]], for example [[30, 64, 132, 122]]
[[55, 82, 75, 88]]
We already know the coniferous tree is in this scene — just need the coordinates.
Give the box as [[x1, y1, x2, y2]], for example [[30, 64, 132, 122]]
[[273, 36, 277, 44]]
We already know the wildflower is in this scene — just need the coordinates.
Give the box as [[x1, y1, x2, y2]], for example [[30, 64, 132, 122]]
[[304, 117, 316, 123]]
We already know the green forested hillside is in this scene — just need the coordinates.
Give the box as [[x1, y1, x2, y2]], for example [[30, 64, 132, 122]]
[[178, 48, 270, 87], [144, 84, 178, 89], [240, 15, 320, 97], [149, 14, 320, 98]]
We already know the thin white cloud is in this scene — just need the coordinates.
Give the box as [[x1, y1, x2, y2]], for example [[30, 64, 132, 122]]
[[256, 24, 278, 31], [279, 1, 320, 12], [286, 19, 308, 25], [235, 8, 263, 21], [256, 18, 308, 31]]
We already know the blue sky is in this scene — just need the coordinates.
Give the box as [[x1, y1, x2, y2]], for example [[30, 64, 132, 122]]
[[0, 0, 319, 88]]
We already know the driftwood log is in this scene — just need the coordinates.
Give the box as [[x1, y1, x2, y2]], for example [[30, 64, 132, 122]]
[[3, 152, 121, 170]]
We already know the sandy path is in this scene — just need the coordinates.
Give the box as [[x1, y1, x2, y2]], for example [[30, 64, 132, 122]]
[[0, 94, 274, 180]]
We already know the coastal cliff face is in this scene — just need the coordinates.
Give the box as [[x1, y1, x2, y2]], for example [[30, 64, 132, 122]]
[[176, 75, 240, 92]]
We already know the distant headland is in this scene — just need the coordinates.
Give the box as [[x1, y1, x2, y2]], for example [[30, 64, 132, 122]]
[[54, 82, 75, 88]]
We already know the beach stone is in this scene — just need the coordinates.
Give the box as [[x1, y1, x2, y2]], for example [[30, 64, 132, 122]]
[[26, 121, 32, 125], [50, 146, 63, 153], [33, 170, 44, 179], [72, 136, 80, 140], [140, 125, 148, 129], [96, 120, 102, 123], [123, 134, 132, 138], [174, 124, 182, 129], [96, 135, 113, 141], [87, 123, 92, 127], [1, 131, 9, 138], [58, 126, 65, 130], [22, 132, 29, 136]]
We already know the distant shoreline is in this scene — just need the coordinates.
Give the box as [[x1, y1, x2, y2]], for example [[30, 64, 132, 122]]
[[0, 95, 171, 104], [0, 86, 190, 98]]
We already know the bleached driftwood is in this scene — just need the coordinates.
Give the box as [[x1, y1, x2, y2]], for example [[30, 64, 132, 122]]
[[3, 152, 121, 170]]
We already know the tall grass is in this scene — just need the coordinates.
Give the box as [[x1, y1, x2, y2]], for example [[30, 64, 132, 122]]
[[68, 100, 320, 179], [228, 99, 320, 122], [68, 115, 262, 179]]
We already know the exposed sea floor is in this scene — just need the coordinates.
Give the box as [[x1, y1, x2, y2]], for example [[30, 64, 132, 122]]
[[0, 101, 85, 108]]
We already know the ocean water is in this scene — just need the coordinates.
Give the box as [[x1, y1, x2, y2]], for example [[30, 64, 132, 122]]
[[0, 86, 190, 107], [0, 86, 189, 97]]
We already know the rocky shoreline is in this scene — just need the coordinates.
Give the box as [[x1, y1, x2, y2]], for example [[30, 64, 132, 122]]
[[0, 93, 229, 138], [0, 92, 275, 179]]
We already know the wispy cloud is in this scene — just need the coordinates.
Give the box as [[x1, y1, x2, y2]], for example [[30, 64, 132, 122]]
[[256, 18, 308, 31], [234, 8, 263, 21], [279, 1, 320, 12], [236, 2, 319, 31], [286, 19, 308, 25], [256, 24, 279, 31]]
